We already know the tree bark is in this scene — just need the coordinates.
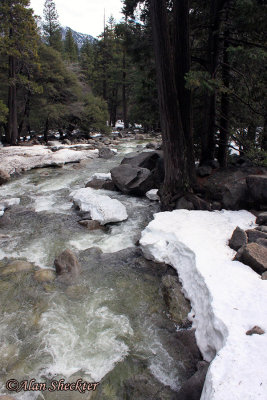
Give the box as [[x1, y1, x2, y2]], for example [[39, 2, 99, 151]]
[[200, 0, 228, 164], [122, 47, 128, 129], [44, 117, 49, 142], [218, 28, 230, 167], [150, 0, 194, 210], [7, 54, 18, 145], [173, 0, 196, 183]]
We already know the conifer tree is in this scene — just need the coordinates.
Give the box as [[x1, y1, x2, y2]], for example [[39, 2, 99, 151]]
[[64, 28, 78, 62], [43, 0, 63, 52], [0, 0, 39, 144]]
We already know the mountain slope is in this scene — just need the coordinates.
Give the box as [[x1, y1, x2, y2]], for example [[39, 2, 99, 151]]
[[61, 26, 96, 49]]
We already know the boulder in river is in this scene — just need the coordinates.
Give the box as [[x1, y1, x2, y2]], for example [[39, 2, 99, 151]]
[[146, 189, 160, 201], [54, 249, 81, 278], [70, 187, 128, 225], [34, 269, 56, 283], [176, 361, 209, 400], [111, 164, 155, 196], [0, 169, 10, 185], [85, 173, 116, 191], [99, 147, 115, 159], [0, 260, 35, 275]]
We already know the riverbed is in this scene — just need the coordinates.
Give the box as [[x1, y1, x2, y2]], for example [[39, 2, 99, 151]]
[[0, 142, 197, 399]]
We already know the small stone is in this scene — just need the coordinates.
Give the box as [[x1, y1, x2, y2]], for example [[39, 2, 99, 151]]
[[261, 272, 267, 280], [34, 269, 56, 283], [54, 249, 81, 277], [229, 227, 248, 251], [246, 326, 265, 336]]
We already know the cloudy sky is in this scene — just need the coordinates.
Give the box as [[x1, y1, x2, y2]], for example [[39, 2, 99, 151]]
[[30, 0, 124, 37]]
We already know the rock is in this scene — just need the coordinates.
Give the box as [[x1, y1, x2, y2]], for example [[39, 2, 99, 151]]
[[98, 147, 115, 159], [85, 173, 116, 190], [234, 243, 267, 274], [197, 165, 213, 177], [256, 238, 267, 248], [146, 189, 160, 201], [176, 362, 209, 400], [229, 227, 248, 251], [121, 150, 162, 171], [246, 229, 267, 243], [146, 141, 157, 149], [0, 260, 35, 275], [176, 329, 202, 361], [176, 196, 194, 210], [256, 212, 267, 225], [70, 187, 128, 225], [162, 275, 191, 326], [176, 194, 211, 211], [246, 175, 267, 207], [34, 269, 56, 283], [54, 249, 81, 277], [111, 164, 155, 195], [256, 225, 267, 233], [62, 139, 72, 145], [70, 188, 128, 225], [246, 326, 265, 336], [78, 220, 103, 230], [0, 168, 10, 185], [0, 396, 16, 400], [261, 272, 267, 280]]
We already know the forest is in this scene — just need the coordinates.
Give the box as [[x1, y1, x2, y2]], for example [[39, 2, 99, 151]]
[[0, 0, 266, 208]]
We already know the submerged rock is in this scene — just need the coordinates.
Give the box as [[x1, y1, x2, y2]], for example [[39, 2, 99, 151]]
[[70, 187, 128, 225], [0, 168, 10, 185], [161, 275, 191, 327], [54, 249, 81, 278], [78, 220, 103, 230], [176, 361, 209, 400], [0, 260, 35, 275], [34, 269, 56, 283]]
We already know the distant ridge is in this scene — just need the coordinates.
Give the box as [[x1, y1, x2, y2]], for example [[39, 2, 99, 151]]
[[61, 26, 96, 49]]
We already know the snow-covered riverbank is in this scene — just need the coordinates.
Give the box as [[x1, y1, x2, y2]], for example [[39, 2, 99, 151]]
[[140, 210, 267, 400], [0, 145, 99, 175]]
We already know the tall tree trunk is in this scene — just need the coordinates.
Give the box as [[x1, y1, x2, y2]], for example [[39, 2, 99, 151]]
[[150, 0, 194, 210], [200, 0, 227, 164], [122, 47, 128, 129], [18, 92, 31, 140], [218, 28, 230, 167], [7, 54, 18, 145], [262, 115, 267, 152], [173, 0, 196, 184]]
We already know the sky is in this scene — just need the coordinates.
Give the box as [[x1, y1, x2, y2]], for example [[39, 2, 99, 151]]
[[30, 0, 124, 37]]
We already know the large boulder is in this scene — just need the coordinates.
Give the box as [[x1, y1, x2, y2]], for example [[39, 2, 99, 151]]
[[111, 164, 155, 195], [0, 169, 10, 185], [121, 150, 162, 171], [70, 187, 128, 225], [246, 175, 267, 207], [54, 249, 81, 277], [234, 243, 267, 274], [99, 147, 115, 159]]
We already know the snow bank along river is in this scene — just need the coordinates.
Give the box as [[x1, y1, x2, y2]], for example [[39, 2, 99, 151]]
[[0, 142, 198, 400], [140, 209, 267, 400]]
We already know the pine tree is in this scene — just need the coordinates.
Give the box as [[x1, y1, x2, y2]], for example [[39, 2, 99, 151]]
[[64, 28, 78, 62], [0, 0, 39, 144], [43, 0, 63, 52]]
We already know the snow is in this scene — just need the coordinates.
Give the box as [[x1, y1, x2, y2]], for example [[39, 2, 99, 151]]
[[88, 173, 112, 182], [0, 145, 99, 175], [146, 189, 160, 201], [140, 210, 267, 400], [70, 187, 128, 225]]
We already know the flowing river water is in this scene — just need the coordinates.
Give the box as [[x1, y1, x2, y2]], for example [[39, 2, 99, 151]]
[[0, 142, 197, 399]]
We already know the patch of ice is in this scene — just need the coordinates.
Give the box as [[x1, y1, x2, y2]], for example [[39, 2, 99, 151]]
[[140, 210, 267, 400], [70, 188, 128, 225]]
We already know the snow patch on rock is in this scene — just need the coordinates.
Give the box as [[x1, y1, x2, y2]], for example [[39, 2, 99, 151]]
[[88, 173, 112, 182], [70, 188, 128, 225], [140, 210, 267, 400], [146, 189, 160, 201], [0, 146, 99, 175]]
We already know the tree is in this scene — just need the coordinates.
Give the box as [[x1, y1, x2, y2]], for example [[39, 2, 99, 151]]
[[0, 0, 39, 144], [43, 0, 63, 52], [64, 28, 78, 62]]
